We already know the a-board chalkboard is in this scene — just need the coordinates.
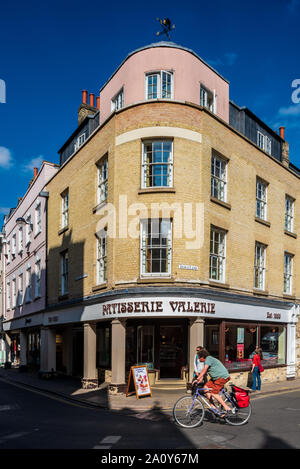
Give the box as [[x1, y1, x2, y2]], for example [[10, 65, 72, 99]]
[[126, 365, 152, 399]]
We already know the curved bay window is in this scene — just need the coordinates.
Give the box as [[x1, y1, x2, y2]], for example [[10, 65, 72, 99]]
[[205, 321, 286, 371]]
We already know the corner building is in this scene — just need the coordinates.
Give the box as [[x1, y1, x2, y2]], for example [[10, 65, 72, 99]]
[[46, 42, 300, 391]]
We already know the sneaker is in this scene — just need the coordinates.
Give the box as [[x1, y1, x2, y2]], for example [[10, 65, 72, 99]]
[[225, 409, 236, 416]]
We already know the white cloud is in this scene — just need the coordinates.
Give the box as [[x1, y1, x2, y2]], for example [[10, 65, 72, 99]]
[[0, 147, 14, 169], [278, 104, 300, 116], [0, 207, 10, 215], [22, 155, 44, 173], [208, 52, 238, 68]]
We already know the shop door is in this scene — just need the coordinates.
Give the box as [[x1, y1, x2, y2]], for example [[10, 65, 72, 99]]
[[159, 326, 185, 378]]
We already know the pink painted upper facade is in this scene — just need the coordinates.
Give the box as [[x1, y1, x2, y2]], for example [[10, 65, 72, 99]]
[[3, 162, 58, 324], [99, 42, 230, 125]]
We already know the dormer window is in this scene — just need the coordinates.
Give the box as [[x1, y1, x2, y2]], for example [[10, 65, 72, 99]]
[[146, 71, 173, 100], [74, 132, 86, 152], [257, 131, 271, 155], [111, 88, 124, 112]]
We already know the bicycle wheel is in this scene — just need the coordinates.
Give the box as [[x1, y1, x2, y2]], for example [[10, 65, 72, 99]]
[[223, 396, 252, 426], [173, 396, 205, 428]]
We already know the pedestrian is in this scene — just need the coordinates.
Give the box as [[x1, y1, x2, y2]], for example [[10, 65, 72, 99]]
[[193, 346, 204, 381], [251, 347, 263, 391]]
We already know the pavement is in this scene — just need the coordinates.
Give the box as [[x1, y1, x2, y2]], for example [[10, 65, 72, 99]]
[[0, 365, 299, 415]]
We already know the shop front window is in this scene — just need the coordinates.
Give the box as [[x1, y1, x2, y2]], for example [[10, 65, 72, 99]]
[[137, 325, 154, 368], [96, 326, 111, 368], [260, 326, 286, 366], [224, 325, 257, 370], [205, 325, 220, 359]]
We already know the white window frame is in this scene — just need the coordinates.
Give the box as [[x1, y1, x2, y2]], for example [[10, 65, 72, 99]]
[[254, 242, 266, 290], [209, 227, 226, 283], [97, 156, 108, 205], [18, 227, 23, 253], [35, 259, 41, 299], [211, 152, 227, 202], [61, 189, 69, 229], [96, 229, 107, 284], [284, 252, 293, 295], [18, 273, 23, 306], [74, 132, 86, 152], [60, 251, 68, 296], [256, 178, 268, 221], [35, 202, 41, 235], [142, 140, 173, 188], [200, 84, 216, 113], [7, 280, 11, 311], [285, 195, 295, 233], [257, 131, 272, 155], [140, 219, 172, 277], [25, 214, 32, 245], [6, 240, 11, 264], [12, 233, 16, 257], [25, 265, 32, 303], [145, 71, 173, 100], [12, 277, 16, 309], [111, 88, 124, 112]]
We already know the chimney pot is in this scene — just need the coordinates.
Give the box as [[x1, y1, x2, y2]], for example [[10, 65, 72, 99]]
[[34, 167, 38, 178], [89, 93, 95, 108], [82, 90, 88, 104], [96, 96, 100, 109], [279, 126, 285, 140]]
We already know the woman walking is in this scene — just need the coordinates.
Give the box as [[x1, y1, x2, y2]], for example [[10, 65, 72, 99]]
[[251, 347, 263, 391]]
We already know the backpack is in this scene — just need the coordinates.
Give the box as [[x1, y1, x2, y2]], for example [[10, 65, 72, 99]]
[[231, 385, 250, 408]]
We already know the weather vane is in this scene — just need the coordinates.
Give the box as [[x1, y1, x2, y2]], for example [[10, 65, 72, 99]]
[[156, 18, 175, 41]]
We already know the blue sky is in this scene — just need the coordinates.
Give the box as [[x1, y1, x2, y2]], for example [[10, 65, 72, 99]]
[[0, 0, 299, 224]]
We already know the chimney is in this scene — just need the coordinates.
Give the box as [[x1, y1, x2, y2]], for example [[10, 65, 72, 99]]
[[89, 93, 95, 107], [78, 89, 98, 125], [279, 127, 289, 168], [82, 90, 88, 104], [34, 167, 38, 178], [96, 96, 100, 109]]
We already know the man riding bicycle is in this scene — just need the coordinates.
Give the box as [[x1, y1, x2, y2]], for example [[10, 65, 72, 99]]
[[192, 348, 233, 416]]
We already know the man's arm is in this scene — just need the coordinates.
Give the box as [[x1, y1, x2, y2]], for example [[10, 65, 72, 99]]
[[196, 364, 209, 383]]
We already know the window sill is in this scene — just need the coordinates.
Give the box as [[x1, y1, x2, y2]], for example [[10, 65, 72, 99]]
[[284, 230, 297, 239], [209, 280, 230, 289], [138, 187, 176, 195], [255, 217, 271, 228], [253, 288, 269, 296], [92, 283, 107, 292], [137, 277, 174, 283], [58, 226, 69, 236], [283, 293, 295, 300], [210, 196, 231, 210], [92, 201, 107, 214]]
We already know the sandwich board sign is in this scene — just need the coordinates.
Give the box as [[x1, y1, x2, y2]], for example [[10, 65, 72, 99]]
[[126, 365, 152, 399]]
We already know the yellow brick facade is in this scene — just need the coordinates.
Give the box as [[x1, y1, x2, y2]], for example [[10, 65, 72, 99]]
[[47, 101, 300, 303], [46, 101, 300, 383]]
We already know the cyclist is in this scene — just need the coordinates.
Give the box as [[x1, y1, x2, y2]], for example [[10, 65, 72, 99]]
[[192, 348, 233, 416]]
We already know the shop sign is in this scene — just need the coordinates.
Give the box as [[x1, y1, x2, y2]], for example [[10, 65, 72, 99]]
[[266, 312, 281, 320], [126, 365, 152, 399], [102, 300, 216, 316], [179, 264, 199, 271]]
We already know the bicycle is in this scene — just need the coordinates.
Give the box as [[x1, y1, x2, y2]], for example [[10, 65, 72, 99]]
[[173, 384, 252, 428]]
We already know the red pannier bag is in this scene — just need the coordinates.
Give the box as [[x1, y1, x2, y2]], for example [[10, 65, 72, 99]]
[[231, 385, 250, 408]]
